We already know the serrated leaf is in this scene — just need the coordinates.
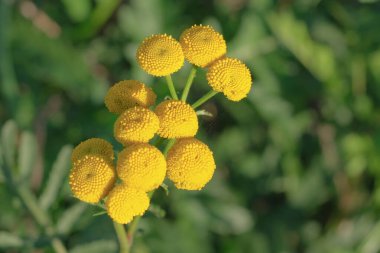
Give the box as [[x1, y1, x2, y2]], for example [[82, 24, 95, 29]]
[[69, 240, 117, 253], [39, 145, 73, 210], [1, 120, 18, 169], [0, 231, 23, 248], [18, 131, 37, 184], [57, 202, 87, 235]]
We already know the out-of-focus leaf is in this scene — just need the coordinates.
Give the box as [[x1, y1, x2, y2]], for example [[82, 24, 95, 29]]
[[149, 204, 166, 218], [17, 131, 37, 184], [69, 240, 117, 253], [160, 183, 169, 196], [0, 231, 23, 248], [57, 202, 87, 235], [0, 120, 17, 169], [62, 0, 91, 22], [39, 145, 73, 210]]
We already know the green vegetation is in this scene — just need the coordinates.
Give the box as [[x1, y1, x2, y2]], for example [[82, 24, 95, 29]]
[[1, 0, 380, 252]]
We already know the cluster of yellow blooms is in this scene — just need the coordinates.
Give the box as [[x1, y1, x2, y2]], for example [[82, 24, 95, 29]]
[[69, 24, 252, 224]]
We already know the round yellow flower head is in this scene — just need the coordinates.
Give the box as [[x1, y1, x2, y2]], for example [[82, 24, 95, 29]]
[[104, 80, 156, 114], [166, 138, 216, 190], [69, 155, 116, 203], [114, 107, 159, 145], [154, 100, 198, 138], [180, 24, 227, 67], [71, 138, 114, 163], [136, 34, 184, 76], [207, 57, 252, 101], [117, 143, 166, 192], [106, 184, 150, 224]]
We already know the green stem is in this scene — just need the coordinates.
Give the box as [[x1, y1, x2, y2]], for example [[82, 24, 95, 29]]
[[192, 90, 218, 109], [163, 139, 176, 156], [181, 67, 197, 101], [165, 75, 178, 100], [113, 222, 130, 253]]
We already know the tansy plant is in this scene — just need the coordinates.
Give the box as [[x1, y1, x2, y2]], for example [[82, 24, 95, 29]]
[[69, 24, 252, 253]]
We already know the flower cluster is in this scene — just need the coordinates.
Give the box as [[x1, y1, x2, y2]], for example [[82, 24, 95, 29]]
[[69, 24, 252, 225]]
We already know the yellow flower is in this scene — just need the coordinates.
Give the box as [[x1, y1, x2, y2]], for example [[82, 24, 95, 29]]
[[207, 57, 252, 101], [154, 100, 198, 138], [104, 80, 156, 114], [136, 34, 184, 76], [166, 138, 215, 190], [69, 155, 116, 203], [114, 107, 159, 145], [117, 143, 166, 192], [180, 24, 227, 67], [71, 138, 114, 163], [106, 184, 150, 224]]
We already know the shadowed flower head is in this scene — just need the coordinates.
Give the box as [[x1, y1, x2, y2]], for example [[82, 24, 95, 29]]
[[69, 155, 116, 203], [106, 184, 150, 224], [117, 143, 166, 192], [166, 138, 215, 190], [154, 100, 198, 138], [114, 107, 159, 145], [71, 138, 114, 163], [180, 24, 227, 67], [207, 57, 252, 101], [104, 80, 156, 114], [136, 34, 184, 76]]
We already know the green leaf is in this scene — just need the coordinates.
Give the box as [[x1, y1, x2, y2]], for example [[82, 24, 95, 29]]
[[57, 202, 87, 235], [17, 131, 37, 184], [0, 231, 23, 248], [69, 240, 117, 253], [39, 145, 73, 210], [62, 0, 91, 22], [0, 120, 18, 169]]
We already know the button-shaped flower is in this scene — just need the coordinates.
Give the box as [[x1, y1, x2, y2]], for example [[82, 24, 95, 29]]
[[106, 184, 150, 224], [155, 100, 198, 138], [117, 143, 166, 192], [166, 138, 215, 190], [114, 107, 159, 145], [104, 80, 156, 114], [69, 155, 116, 203], [207, 57, 252, 101], [180, 24, 227, 67], [71, 138, 114, 163], [136, 34, 184, 76]]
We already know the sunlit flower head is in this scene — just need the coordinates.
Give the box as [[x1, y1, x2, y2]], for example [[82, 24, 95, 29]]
[[114, 107, 159, 145], [104, 80, 156, 114], [106, 184, 150, 224], [136, 34, 184, 76], [166, 138, 215, 190], [71, 138, 114, 163], [180, 24, 227, 67], [207, 57, 252, 101], [154, 100, 198, 138], [117, 143, 166, 192], [69, 155, 116, 203]]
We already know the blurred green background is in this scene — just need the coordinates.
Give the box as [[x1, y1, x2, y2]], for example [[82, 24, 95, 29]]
[[1, 0, 380, 252]]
